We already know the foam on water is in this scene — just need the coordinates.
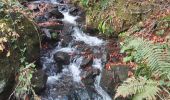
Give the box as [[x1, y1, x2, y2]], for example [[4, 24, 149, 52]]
[[62, 12, 78, 24], [55, 47, 75, 53], [69, 57, 83, 82], [93, 58, 103, 70], [73, 27, 104, 46], [50, 0, 60, 4], [69, 64, 81, 82], [47, 75, 61, 84]]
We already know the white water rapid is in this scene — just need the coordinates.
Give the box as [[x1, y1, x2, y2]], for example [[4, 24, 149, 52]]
[[40, 0, 112, 100]]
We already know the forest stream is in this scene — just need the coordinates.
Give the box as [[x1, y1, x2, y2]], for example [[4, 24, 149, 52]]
[[29, 0, 114, 99]]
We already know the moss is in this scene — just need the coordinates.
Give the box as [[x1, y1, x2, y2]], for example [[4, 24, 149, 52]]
[[0, 12, 40, 99], [73, 0, 159, 35]]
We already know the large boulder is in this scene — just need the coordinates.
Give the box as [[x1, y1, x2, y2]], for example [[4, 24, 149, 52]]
[[100, 65, 129, 97], [0, 12, 40, 99]]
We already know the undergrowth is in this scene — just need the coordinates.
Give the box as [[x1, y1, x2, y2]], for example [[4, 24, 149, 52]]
[[0, 0, 40, 99]]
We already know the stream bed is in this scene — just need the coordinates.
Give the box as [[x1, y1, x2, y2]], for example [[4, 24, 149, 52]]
[[26, 0, 122, 100]]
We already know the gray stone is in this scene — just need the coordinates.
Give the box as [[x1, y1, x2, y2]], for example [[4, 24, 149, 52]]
[[54, 52, 70, 65], [31, 70, 48, 94], [82, 68, 100, 86], [100, 66, 129, 97]]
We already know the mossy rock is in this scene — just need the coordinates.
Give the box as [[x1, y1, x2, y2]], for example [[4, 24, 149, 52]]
[[100, 66, 129, 97], [0, 12, 40, 99]]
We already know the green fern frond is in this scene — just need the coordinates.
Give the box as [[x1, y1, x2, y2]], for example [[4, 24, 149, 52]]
[[115, 77, 161, 100], [121, 37, 170, 79]]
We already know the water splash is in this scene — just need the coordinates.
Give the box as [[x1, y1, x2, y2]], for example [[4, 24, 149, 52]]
[[62, 12, 78, 24], [47, 74, 61, 84], [55, 47, 75, 53], [69, 57, 83, 82], [93, 59, 112, 100], [73, 27, 104, 46]]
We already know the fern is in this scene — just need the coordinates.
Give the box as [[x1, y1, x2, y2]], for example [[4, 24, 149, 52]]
[[121, 37, 170, 79], [115, 77, 161, 100]]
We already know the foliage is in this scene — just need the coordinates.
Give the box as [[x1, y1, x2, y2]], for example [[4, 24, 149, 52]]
[[115, 36, 170, 99], [73, 0, 115, 36], [80, 0, 89, 7], [0, 0, 39, 99], [15, 62, 35, 99], [115, 77, 161, 100], [121, 37, 170, 79], [98, 16, 114, 36]]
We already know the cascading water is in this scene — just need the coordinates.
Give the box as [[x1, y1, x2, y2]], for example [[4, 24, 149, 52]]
[[93, 59, 112, 100], [37, 0, 112, 99]]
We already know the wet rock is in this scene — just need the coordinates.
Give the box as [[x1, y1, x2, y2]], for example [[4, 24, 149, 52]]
[[84, 27, 99, 36], [74, 9, 86, 24], [100, 66, 129, 97], [54, 52, 70, 65], [60, 35, 73, 47], [85, 86, 103, 100], [80, 55, 93, 69], [31, 70, 47, 94], [67, 89, 91, 100], [58, 5, 69, 12], [82, 68, 100, 85], [69, 7, 79, 16], [49, 8, 64, 19], [85, 68, 100, 79], [41, 35, 59, 49], [43, 75, 81, 98], [55, 63, 63, 73]]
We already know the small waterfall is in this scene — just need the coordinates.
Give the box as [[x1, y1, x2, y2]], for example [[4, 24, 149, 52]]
[[72, 27, 104, 46], [62, 12, 78, 24], [69, 57, 83, 82]]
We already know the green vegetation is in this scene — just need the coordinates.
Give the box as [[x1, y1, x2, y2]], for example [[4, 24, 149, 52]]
[[0, 0, 40, 99], [73, 0, 157, 36], [115, 36, 170, 99], [73, 0, 115, 36]]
